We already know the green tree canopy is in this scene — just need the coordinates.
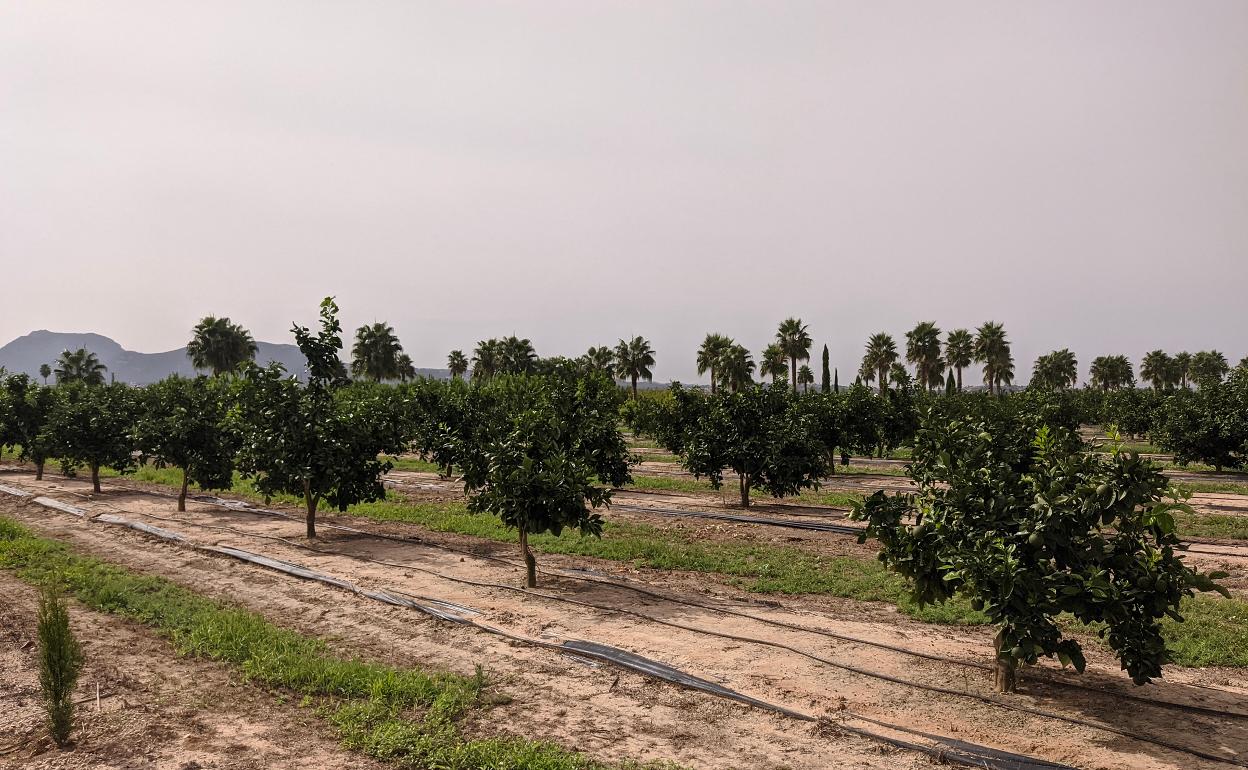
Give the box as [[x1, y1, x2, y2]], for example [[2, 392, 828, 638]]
[[53, 348, 107, 386], [134, 376, 238, 510], [46, 382, 139, 491], [187, 316, 258, 376]]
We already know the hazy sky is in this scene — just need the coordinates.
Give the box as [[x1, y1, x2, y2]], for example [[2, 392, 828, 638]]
[[2, 1, 1245, 384]]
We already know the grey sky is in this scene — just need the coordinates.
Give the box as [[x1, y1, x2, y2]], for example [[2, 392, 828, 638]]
[[2, 1, 1245, 385]]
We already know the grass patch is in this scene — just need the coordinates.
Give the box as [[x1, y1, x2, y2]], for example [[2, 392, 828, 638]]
[[1172, 480, 1248, 496], [381, 455, 445, 474], [0, 517, 676, 770], [1162, 596, 1248, 668], [344, 500, 979, 624], [1174, 512, 1248, 541]]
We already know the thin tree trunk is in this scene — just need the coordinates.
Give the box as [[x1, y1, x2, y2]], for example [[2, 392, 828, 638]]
[[957, 367, 963, 391], [178, 469, 189, 512], [631, 376, 638, 400], [739, 473, 749, 508], [91, 462, 100, 493], [303, 479, 318, 539], [36, 460, 45, 481], [519, 527, 537, 587], [878, 366, 886, 394], [791, 358, 798, 394], [993, 627, 1017, 693], [710, 367, 716, 395]]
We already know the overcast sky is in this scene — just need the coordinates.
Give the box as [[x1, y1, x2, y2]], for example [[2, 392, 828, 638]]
[[2, 1, 1245, 385]]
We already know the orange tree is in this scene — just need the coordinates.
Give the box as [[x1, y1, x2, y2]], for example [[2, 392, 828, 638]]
[[852, 409, 1226, 693], [456, 366, 631, 587], [45, 382, 139, 492], [134, 375, 237, 511]]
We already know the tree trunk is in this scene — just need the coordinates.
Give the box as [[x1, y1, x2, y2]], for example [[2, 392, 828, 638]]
[[178, 469, 189, 512], [957, 367, 963, 391], [790, 358, 798, 394], [739, 473, 750, 508], [91, 462, 100, 493], [35, 460, 45, 481], [709, 367, 716, 395], [993, 628, 1017, 693], [303, 479, 318, 539], [631, 376, 638, 401], [519, 527, 537, 588], [878, 366, 886, 394]]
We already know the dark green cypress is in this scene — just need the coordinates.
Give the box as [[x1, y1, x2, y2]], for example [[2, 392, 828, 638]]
[[38, 582, 83, 748], [821, 345, 831, 393], [834, 368, 840, 393]]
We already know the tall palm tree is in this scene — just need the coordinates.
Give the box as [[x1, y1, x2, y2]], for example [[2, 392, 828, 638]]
[[944, 329, 974, 392], [350, 322, 407, 382], [447, 350, 469, 379], [39, 363, 51, 385], [471, 338, 503, 380], [797, 364, 815, 393], [1191, 350, 1229, 388], [581, 346, 616, 378], [861, 333, 898, 394], [500, 336, 538, 374], [973, 322, 1011, 395], [760, 343, 788, 384], [1140, 350, 1173, 390], [905, 321, 944, 390], [186, 316, 258, 376], [1173, 351, 1193, 389], [775, 318, 812, 394], [696, 333, 733, 394], [719, 344, 755, 393], [53, 348, 108, 386], [613, 336, 655, 400]]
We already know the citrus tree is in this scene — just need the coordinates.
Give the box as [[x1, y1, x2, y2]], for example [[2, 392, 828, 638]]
[[45, 382, 139, 491], [231, 299, 406, 537], [134, 376, 237, 511], [2, 377, 58, 480], [457, 367, 631, 587], [852, 414, 1226, 693], [1154, 368, 1247, 472], [676, 383, 827, 507]]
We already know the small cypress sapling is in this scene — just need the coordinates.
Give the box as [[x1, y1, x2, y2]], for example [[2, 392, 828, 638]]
[[38, 581, 84, 748]]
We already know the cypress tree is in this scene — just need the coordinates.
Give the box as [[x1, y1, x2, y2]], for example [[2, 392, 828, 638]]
[[821, 345, 831, 393], [834, 368, 840, 393], [945, 371, 956, 396]]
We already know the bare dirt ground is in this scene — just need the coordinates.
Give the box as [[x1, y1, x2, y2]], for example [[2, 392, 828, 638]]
[[0, 574, 385, 770], [1, 469, 1246, 770]]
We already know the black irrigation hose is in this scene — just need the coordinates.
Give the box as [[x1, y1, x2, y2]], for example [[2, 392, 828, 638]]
[[67, 477, 1248, 718], [11, 494, 1080, 770]]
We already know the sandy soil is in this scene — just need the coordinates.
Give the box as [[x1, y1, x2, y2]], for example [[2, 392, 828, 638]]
[[0, 574, 385, 770], [1, 469, 1246, 770]]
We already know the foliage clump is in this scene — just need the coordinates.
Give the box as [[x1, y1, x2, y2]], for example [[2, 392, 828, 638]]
[[38, 581, 84, 748]]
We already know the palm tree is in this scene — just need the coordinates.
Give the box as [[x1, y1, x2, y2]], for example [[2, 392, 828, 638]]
[[350, 322, 407, 382], [905, 321, 944, 390], [1191, 350, 1229, 388], [1173, 351, 1193, 389], [614, 336, 655, 399], [1089, 355, 1134, 391], [860, 333, 898, 394], [1140, 350, 1173, 390], [38, 363, 51, 385], [775, 318, 812, 394], [186, 316, 258, 376], [500, 336, 538, 374], [447, 350, 469, 379], [471, 339, 503, 380], [797, 364, 815, 393], [973, 322, 1011, 395], [944, 329, 974, 392], [696, 333, 733, 394], [54, 348, 108, 386], [719, 344, 755, 393], [581, 346, 616, 378], [759, 343, 788, 384], [1031, 349, 1078, 389], [396, 353, 417, 382]]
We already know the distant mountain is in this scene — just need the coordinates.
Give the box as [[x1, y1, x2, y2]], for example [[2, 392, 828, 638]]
[[0, 330, 450, 385]]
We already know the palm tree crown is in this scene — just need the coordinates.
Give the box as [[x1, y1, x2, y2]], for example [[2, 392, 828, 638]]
[[1031, 349, 1078, 389], [1089, 355, 1134, 391], [187, 316, 258, 376], [696, 333, 733, 394], [54, 348, 108, 386], [719, 344, 755, 393], [1190, 350, 1229, 387], [614, 336, 655, 399], [973, 321, 1013, 395], [580, 346, 616, 378], [1140, 350, 1174, 390], [350, 322, 409, 382], [760, 343, 788, 384], [905, 321, 944, 390], [861, 332, 898, 393], [797, 364, 815, 393], [944, 329, 974, 391], [775, 318, 812, 394], [447, 350, 469, 379]]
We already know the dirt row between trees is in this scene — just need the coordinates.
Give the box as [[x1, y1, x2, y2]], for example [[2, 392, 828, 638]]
[[0, 574, 384, 770], [1, 471, 1245, 770]]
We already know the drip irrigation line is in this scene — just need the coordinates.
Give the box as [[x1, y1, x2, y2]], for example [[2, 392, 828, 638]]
[[6, 478, 1247, 723]]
